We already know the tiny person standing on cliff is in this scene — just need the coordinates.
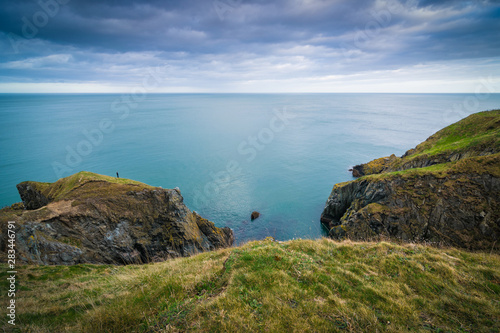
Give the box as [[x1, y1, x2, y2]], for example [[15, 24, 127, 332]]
[[116, 172, 119, 178]]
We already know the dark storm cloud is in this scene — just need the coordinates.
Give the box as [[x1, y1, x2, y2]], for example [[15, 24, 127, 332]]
[[0, 0, 499, 91], [1, 0, 213, 53]]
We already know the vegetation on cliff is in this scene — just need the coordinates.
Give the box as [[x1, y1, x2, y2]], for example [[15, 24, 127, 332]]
[[322, 110, 500, 250], [406, 109, 499, 157], [0, 172, 234, 265], [1, 238, 499, 332], [352, 110, 500, 176], [1, 111, 498, 332], [14, 171, 156, 210]]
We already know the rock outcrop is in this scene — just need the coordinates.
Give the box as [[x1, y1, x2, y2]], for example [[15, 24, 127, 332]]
[[16, 182, 50, 210], [0, 172, 234, 265], [322, 110, 500, 250], [351, 154, 398, 178]]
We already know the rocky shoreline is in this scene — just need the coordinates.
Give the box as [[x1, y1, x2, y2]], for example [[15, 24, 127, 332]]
[[0, 172, 234, 265], [1, 111, 499, 265], [321, 110, 500, 250]]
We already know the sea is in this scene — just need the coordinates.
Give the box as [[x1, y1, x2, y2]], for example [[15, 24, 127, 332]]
[[1, 93, 499, 244]]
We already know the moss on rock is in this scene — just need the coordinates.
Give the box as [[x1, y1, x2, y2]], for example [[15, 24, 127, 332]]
[[322, 110, 500, 250]]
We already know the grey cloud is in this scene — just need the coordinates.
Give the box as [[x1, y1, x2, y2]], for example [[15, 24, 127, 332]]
[[0, 0, 499, 89]]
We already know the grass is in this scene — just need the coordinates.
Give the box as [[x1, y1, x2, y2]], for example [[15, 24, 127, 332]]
[[19, 171, 154, 204], [1, 238, 499, 332], [355, 110, 500, 175], [363, 152, 500, 182], [409, 110, 500, 158]]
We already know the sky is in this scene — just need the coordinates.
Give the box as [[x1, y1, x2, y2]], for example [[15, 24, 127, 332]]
[[0, 0, 499, 93]]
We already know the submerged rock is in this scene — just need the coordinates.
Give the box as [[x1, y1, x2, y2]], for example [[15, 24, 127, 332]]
[[1, 172, 234, 265]]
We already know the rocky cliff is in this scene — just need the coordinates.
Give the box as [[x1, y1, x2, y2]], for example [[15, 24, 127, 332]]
[[321, 110, 500, 250], [0, 172, 234, 265]]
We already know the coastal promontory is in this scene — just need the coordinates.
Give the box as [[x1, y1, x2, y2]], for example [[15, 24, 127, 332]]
[[0, 172, 234, 265], [321, 110, 500, 250]]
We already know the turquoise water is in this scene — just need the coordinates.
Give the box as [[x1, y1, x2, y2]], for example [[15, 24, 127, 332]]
[[1, 93, 499, 244]]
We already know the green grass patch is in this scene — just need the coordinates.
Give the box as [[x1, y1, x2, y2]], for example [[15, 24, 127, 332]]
[[17, 171, 156, 204], [363, 152, 500, 182], [1, 239, 499, 332], [353, 110, 500, 177], [410, 110, 500, 158]]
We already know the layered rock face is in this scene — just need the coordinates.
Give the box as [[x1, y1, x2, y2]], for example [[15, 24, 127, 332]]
[[0, 172, 234, 265], [321, 110, 500, 250]]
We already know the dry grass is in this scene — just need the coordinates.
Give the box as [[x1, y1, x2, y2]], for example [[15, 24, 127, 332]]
[[1, 238, 499, 332]]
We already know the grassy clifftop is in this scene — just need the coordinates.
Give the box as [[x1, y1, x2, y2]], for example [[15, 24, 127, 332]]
[[1, 238, 499, 332], [353, 109, 500, 176], [321, 110, 500, 249], [408, 109, 500, 158], [1, 171, 234, 265], [364, 152, 500, 181], [18, 171, 154, 204]]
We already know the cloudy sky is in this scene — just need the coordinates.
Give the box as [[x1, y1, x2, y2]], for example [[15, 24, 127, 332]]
[[0, 0, 499, 93]]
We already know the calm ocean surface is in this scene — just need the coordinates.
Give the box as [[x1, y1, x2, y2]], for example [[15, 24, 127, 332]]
[[1, 93, 499, 244]]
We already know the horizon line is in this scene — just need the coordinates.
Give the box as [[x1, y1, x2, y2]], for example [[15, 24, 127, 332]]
[[1, 92, 499, 95]]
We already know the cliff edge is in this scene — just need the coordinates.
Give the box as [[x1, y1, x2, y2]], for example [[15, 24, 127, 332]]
[[0, 172, 234, 265], [321, 110, 500, 250]]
